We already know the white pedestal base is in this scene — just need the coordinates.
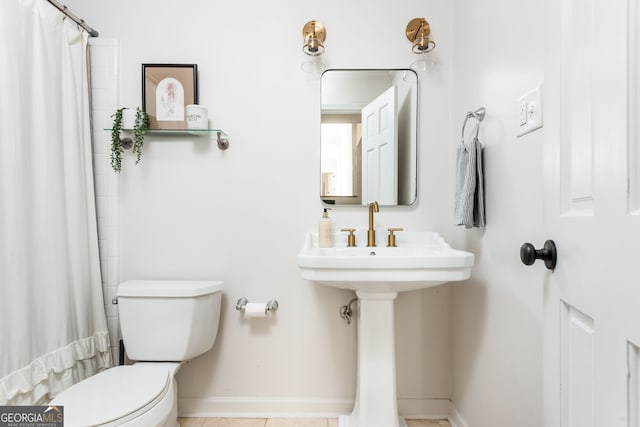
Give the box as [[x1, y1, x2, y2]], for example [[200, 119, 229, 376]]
[[338, 290, 405, 427]]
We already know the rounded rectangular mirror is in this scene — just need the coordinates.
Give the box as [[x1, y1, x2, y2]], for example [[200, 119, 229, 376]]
[[321, 69, 418, 206]]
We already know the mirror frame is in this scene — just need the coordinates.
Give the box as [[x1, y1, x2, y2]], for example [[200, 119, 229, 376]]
[[320, 68, 418, 207]]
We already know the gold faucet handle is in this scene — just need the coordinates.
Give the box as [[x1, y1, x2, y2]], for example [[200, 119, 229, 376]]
[[387, 227, 404, 247], [340, 228, 357, 247]]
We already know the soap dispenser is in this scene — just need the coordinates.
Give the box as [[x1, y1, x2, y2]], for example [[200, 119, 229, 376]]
[[318, 208, 334, 248]]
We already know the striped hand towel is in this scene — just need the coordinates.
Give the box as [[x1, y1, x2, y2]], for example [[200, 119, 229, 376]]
[[454, 138, 485, 228]]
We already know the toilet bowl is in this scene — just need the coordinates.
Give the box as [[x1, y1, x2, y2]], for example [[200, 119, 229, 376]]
[[50, 280, 223, 427]]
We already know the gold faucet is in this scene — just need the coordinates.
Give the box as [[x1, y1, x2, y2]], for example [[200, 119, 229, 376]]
[[367, 201, 379, 247]]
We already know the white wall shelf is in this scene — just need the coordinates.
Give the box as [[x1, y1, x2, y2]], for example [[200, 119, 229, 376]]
[[106, 128, 230, 150]]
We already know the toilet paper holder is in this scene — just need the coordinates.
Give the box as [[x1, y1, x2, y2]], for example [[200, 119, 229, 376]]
[[235, 297, 279, 312]]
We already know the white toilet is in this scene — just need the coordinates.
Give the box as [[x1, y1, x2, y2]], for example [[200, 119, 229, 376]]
[[51, 280, 224, 427]]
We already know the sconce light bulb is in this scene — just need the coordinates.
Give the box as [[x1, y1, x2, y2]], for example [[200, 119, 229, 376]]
[[412, 36, 435, 54], [303, 38, 325, 56]]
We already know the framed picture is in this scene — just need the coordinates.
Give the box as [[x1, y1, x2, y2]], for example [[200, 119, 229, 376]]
[[142, 64, 198, 129]]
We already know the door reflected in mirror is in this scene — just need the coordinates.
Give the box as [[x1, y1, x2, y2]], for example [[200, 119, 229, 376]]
[[321, 69, 418, 206]]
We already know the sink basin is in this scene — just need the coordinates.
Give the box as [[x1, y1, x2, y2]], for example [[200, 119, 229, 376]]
[[297, 231, 474, 292], [297, 230, 474, 427]]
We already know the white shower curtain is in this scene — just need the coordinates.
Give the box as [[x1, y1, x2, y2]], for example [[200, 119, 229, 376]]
[[0, 0, 111, 405]]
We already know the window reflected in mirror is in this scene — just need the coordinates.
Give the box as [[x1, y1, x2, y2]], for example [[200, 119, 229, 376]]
[[321, 116, 362, 204]]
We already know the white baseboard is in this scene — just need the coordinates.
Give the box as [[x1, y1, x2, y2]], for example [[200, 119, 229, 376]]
[[397, 398, 451, 419], [448, 402, 470, 427], [178, 397, 454, 420], [178, 397, 353, 418]]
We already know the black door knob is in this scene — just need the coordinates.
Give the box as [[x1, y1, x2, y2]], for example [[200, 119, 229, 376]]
[[520, 240, 557, 270]]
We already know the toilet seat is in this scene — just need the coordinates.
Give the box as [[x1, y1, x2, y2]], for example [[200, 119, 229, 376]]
[[51, 363, 180, 426]]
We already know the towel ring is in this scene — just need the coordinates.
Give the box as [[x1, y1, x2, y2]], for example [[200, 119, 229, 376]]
[[461, 107, 486, 144]]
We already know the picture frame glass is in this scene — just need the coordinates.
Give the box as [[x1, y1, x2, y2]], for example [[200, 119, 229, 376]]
[[142, 64, 198, 130]]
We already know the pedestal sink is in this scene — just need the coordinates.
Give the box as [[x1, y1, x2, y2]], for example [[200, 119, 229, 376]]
[[297, 231, 474, 427]]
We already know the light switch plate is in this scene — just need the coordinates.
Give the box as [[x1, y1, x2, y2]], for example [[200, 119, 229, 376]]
[[517, 85, 543, 137]]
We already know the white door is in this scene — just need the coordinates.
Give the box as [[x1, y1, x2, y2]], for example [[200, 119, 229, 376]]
[[543, 0, 640, 426], [361, 86, 398, 205]]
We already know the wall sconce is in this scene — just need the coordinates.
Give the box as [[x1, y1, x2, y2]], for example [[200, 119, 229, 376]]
[[405, 18, 435, 54], [406, 18, 436, 71], [302, 20, 326, 56], [301, 20, 327, 73]]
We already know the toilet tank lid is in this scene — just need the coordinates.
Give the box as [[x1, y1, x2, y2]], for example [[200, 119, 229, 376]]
[[117, 280, 224, 297]]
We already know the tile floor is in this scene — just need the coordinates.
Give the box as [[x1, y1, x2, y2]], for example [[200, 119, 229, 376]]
[[178, 418, 451, 427]]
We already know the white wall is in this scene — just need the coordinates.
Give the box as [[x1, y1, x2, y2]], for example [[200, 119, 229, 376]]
[[65, 0, 549, 424], [450, 0, 545, 426], [65, 0, 456, 418]]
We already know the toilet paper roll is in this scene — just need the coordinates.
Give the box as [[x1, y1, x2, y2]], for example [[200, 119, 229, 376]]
[[244, 302, 267, 318]]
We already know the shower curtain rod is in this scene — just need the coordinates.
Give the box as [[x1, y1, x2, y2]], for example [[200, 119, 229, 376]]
[[46, 0, 98, 37]]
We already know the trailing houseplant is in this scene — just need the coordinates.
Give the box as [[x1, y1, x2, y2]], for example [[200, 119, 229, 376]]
[[110, 107, 150, 172], [110, 108, 125, 172], [132, 107, 150, 165]]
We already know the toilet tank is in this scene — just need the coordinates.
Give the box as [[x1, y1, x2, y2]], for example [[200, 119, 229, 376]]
[[117, 280, 223, 361]]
